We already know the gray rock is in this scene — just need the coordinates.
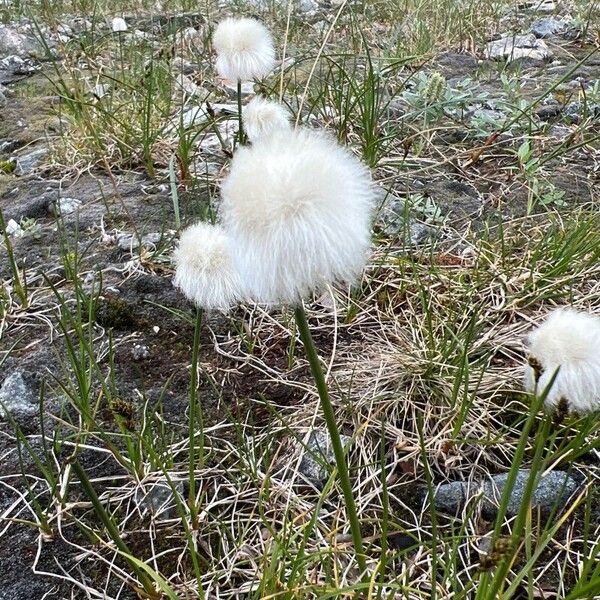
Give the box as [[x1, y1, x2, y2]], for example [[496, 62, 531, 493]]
[[530, 16, 570, 38], [378, 195, 434, 246], [536, 99, 561, 120], [406, 222, 433, 246], [298, 430, 352, 487], [117, 232, 162, 251], [563, 102, 600, 124], [480, 470, 581, 519], [0, 371, 39, 419], [431, 469, 582, 518], [0, 55, 39, 84], [423, 179, 483, 222], [531, 0, 556, 13], [0, 139, 20, 153], [5, 218, 23, 236], [222, 80, 254, 98], [190, 160, 221, 178], [431, 480, 468, 515], [485, 34, 552, 63], [4, 191, 53, 222], [14, 147, 49, 176], [386, 98, 408, 119], [298, 0, 319, 14], [435, 52, 479, 78], [549, 124, 572, 139], [0, 26, 43, 58], [1, 55, 39, 75], [50, 197, 82, 216], [134, 480, 183, 517], [469, 107, 506, 123]]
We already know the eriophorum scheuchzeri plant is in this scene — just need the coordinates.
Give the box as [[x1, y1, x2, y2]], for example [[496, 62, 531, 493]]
[[174, 107, 377, 576], [242, 95, 291, 143], [173, 222, 241, 312], [212, 17, 275, 145], [524, 307, 600, 416]]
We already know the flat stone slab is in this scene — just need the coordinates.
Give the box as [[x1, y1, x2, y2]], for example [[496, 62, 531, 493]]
[[485, 34, 552, 62], [430, 469, 582, 519], [14, 147, 49, 176], [530, 16, 570, 38]]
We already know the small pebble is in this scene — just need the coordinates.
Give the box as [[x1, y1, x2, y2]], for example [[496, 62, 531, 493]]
[[132, 344, 150, 361]]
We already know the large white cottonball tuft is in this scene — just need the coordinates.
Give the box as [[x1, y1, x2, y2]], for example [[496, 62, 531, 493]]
[[524, 308, 600, 413], [220, 128, 377, 304]]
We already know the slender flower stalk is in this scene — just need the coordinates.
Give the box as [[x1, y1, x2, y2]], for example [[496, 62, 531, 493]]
[[295, 304, 367, 574], [237, 79, 246, 146], [188, 307, 203, 529]]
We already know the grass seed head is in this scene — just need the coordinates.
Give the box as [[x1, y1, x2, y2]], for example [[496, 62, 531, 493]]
[[424, 71, 447, 104]]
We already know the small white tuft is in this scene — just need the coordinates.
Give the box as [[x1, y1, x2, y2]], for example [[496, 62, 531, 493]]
[[243, 96, 291, 142], [524, 308, 600, 413], [173, 223, 242, 311], [220, 128, 377, 304], [112, 17, 128, 32], [212, 17, 275, 82]]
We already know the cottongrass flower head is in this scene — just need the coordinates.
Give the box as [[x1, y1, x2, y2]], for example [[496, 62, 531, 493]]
[[212, 17, 275, 82], [111, 17, 128, 32], [242, 96, 291, 142], [174, 222, 241, 311], [524, 307, 600, 414], [220, 128, 377, 304]]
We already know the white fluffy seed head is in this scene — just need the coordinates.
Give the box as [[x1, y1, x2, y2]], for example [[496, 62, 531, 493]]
[[212, 17, 275, 82], [524, 308, 600, 413], [173, 223, 241, 311], [220, 128, 377, 304], [111, 17, 128, 32], [243, 96, 291, 142]]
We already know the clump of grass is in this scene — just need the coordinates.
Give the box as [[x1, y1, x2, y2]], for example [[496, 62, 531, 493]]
[[0, 207, 28, 307]]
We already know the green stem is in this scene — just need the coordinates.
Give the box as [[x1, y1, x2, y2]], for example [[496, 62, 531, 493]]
[[294, 304, 367, 577], [188, 307, 204, 526], [237, 79, 246, 146], [71, 461, 159, 598]]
